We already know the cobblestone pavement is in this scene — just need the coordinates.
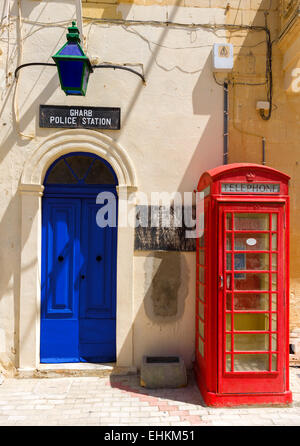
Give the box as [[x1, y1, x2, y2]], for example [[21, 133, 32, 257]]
[[0, 366, 299, 426]]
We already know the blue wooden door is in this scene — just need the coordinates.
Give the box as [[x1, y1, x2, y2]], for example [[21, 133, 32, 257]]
[[40, 194, 117, 363]]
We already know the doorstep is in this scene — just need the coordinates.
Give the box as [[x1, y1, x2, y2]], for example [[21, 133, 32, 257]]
[[16, 363, 137, 378]]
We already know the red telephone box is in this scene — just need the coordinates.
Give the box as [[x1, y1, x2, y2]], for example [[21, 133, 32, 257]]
[[195, 163, 292, 406]]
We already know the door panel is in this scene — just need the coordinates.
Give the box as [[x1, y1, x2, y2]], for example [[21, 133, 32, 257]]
[[40, 320, 79, 363], [79, 320, 116, 362], [79, 198, 117, 362], [40, 199, 81, 362], [50, 206, 79, 315], [218, 205, 285, 394], [80, 199, 115, 317]]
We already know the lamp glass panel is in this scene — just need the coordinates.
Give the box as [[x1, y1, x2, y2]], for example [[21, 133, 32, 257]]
[[58, 59, 84, 89], [59, 42, 83, 57], [82, 64, 90, 93]]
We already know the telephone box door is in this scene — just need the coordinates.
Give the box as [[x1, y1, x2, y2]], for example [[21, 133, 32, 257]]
[[218, 204, 286, 394]]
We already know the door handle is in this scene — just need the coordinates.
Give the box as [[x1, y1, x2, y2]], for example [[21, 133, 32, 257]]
[[96, 255, 102, 262], [219, 275, 224, 290], [58, 255, 64, 262]]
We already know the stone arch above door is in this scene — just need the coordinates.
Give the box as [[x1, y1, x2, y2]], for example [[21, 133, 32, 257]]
[[20, 129, 137, 189]]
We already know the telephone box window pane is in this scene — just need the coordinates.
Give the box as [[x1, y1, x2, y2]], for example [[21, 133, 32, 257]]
[[234, 354, 269, 372], [233, 293, 269, 311], [226, 355, 232, 372], [226, 214, 232, 230], [234, 334, 269, 351], [199, 235, 205, 248], [226, 334, 231, 351], [198, 339, 204, 357], [272, 234, 277, 250], [199, 267, 205, 284], [226, 294, 232, 310], [272, 214, 278, 231], [234, 233, 269, 251], [199, 208, 205, 241], [272, 254, 277, 271], [272, 354, 277, 371], [234, 273, 269, 290], [234, 253, 269, 271], [272, 334, 277, 351], [272, 294, 277, 311], [199, 301, 204, 320], [272, 274, 277, 291], [226, 234, 232, 250], [226, 314, 231, 331], [226, 274, 232, 290], [234, 213, 269, 231], [226, 253, 232, 270], [272, 313, 277, 331], [233, 313, 269, 331], [199, 319, 204, 339], [199, 283, 205, 300], [199, 250, 205, 265]]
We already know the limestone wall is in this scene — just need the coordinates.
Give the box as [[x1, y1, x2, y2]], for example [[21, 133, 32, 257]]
[[0, 0, 299, 371]]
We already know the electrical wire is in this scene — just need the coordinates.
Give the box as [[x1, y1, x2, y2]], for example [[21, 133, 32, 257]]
[[89, 17, 272, 109], [4, 0, 10, 88], [10, 10, 274, 137], [213, 72, 225, 87], [259, 23, 273, 121], [82, 16, 267, 33], [211, 16, 272, 118], [13, 0, 35, 140]]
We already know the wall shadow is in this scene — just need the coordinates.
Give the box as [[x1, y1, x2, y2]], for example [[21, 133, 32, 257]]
[[143, 251, 189, 323]]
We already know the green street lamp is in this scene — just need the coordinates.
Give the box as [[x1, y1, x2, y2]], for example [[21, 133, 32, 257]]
[[52, 21, 93, 96], [14, 21, 146, 92]]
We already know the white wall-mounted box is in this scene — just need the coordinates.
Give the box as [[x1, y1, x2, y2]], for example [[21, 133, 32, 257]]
[[256, 101, 270, 110], [212, 43, 234, 72]]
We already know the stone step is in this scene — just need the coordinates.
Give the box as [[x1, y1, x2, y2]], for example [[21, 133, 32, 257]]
[[16, 364, 137, 379]]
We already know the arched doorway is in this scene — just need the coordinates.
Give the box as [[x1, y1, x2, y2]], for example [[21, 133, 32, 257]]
[[19, 129, 137, 371], [40, 152, 118, 363]]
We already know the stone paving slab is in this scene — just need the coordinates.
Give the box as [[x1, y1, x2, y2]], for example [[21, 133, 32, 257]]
[[0, 366, 299, 426]]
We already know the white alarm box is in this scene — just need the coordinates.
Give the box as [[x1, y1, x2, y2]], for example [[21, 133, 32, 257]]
[[212, 43, 234, 72]]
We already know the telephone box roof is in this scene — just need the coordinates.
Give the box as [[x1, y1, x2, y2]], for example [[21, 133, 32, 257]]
[[197, 163, 290, 191]]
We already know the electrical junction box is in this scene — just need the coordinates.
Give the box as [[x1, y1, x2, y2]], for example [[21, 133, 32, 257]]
[[212, 43, 234, 72]]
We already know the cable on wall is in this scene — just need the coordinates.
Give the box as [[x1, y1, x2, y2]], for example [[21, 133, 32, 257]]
[[85, 16, 273, 118], [13, 0, 35, 140], [259, 13, 273, 121], [9, 11, 274, 143]]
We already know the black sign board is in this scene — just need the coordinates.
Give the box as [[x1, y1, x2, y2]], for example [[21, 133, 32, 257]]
[[39, 105, 120, 130]]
